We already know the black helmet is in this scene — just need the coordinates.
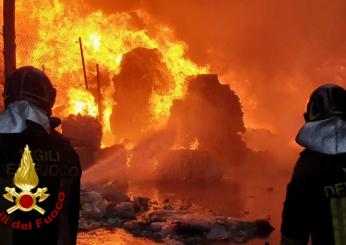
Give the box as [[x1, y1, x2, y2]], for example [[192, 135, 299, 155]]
[[304, 84, 346, 122], [3, 66, 56, 115]]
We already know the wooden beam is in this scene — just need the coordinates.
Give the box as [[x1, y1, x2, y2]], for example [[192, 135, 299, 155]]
[[96, 63, 102, 120], [79, 37, 88, 90], [3, 0, 16, 82]]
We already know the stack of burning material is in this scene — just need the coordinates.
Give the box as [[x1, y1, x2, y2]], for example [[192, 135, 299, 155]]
[[111, 47, 174, 143], [62, 114, 102, 169], [168, 74, 249, 168]]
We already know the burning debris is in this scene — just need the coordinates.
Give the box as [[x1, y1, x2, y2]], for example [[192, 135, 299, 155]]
[[79, 189, 274, 244], [10, 0, 208, 149], [124, 74, 250, 183], [4, 0, 281, 243], [111, 47, 174, 142], [8, 0, 255, 184], [168, 74, 248, 167]]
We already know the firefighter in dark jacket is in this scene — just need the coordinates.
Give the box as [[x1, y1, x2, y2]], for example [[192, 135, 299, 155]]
[[281, 84, 346, 245], [0, 66, 81, 245]]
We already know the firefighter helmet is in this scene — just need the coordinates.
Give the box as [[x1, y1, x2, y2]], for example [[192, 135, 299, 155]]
[[304, 84, 346, 122], [3, 66, 56, 115]]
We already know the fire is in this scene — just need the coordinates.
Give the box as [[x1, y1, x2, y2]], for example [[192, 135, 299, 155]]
[[66, 88, 98, 117], [89, 34, 101, 52], [12, 0, 208, 146], [190, 138, 199, 150], [171, 138, 200, 151]]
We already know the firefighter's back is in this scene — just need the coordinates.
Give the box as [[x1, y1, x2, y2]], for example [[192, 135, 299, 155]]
[[0, 121, 81, 245], [295, 150, 346, 244], [0, 66, 81, 245], [282, 84, 346, 245]]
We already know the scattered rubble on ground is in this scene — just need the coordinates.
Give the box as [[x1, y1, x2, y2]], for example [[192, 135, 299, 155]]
[[79, 189, 274, 244]]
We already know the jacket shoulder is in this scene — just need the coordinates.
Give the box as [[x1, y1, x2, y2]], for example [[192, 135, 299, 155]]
[[293, 149, 324, 179], [51, 130, 73, 147], [51, 130, 80, 161]]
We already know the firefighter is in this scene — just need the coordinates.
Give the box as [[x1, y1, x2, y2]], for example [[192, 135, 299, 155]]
[[0, 66, 81, 245], [281, 84, 346, 245]]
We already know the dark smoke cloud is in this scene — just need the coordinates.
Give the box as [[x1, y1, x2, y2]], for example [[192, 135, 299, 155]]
[[86, 0, 346, 152]]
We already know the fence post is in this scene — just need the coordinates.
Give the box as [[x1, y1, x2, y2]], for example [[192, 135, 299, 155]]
[[79, 37, 88, 90], [96, 64, 102, 120], [3, 0, 17, 83]]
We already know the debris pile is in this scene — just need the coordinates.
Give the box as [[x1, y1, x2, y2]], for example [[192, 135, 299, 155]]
[[79, 189, 274, 244], [168, 74, 249, 167], [111, 47, 174, 142]]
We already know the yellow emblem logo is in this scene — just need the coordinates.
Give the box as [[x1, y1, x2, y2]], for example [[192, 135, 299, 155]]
[[3, 145, 49, 215]]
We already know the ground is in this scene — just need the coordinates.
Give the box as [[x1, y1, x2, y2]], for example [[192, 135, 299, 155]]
[[78, 228, 157, 245], [78, 164, 292, 244]]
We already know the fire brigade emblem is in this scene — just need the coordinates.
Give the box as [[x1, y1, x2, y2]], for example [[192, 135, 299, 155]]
[[3, 145, 49, 215]]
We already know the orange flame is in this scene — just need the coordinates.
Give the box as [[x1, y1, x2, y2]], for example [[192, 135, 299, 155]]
[[66, 88, 98, 117], [13, 0, 209, 146]]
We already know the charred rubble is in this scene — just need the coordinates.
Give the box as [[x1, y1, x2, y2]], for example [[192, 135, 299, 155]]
[[79, 189, 274, 244]]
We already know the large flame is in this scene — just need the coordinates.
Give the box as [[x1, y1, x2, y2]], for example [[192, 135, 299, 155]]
[[66, 88, 98, 117], [12, 0, 208, 146]]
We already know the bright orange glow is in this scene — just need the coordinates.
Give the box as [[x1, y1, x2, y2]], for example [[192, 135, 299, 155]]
[[66, 88, 98, 117], [190, 138, 199, 150], [89, 33, 101, 52], [14, 0, 208, 146]]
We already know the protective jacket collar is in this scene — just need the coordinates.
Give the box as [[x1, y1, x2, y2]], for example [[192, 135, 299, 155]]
[[0, 100, 51, 134], [296, 116, 346, 155]]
